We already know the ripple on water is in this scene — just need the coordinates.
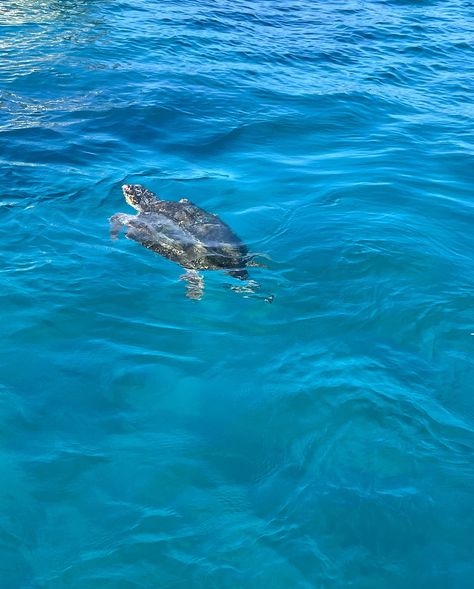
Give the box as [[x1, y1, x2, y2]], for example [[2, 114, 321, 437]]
[[1, 0, 474, 587]]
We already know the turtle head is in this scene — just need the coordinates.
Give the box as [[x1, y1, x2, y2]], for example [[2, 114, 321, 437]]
[[122, 184, 159, 212]]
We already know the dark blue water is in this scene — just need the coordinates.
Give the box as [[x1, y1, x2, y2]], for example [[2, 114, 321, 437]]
[[1, 0, 474, 587]]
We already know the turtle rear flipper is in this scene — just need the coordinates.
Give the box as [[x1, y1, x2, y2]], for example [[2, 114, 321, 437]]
[[244, 252, 272, 269], [225, 279, 274, 303], [180, 270, 204, 300], [227, 268, 249, 281]]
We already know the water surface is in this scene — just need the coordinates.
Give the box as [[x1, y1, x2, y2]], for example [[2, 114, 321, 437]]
[[1, 1, 473, 587]]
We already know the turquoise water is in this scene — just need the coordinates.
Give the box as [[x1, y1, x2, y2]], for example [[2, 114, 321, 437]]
[[1, 0, 474, 586]]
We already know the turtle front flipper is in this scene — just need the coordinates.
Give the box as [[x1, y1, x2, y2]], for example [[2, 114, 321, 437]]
[[109, 213, 135, 240], [180, 270, 205, 300]]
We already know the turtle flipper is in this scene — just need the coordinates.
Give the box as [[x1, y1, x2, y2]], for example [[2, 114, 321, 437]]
[[109, 213, 135, 239], [227, 268, 249, 281], [244, 253, 272, 269], [180, 270, 205, 300], [225, 277, 274, 303]]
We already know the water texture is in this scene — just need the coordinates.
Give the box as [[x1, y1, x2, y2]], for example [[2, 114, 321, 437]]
[[1, 0, 473, 587]]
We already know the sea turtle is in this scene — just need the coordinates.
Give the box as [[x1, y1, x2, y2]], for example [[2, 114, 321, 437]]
[[110, 184, 266, 300]]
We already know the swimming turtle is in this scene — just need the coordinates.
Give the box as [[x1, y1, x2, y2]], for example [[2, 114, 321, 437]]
[[110, 184, 266, 300]]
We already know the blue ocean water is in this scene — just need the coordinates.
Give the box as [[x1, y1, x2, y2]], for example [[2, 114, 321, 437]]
[[1, 0, 474, 586]]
